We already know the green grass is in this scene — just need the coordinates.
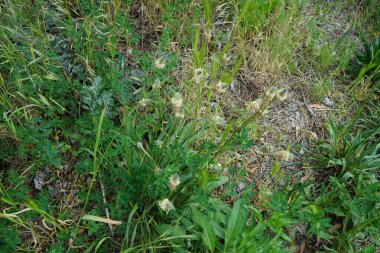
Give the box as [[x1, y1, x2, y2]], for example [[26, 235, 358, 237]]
[[0, 0, 379, 252]]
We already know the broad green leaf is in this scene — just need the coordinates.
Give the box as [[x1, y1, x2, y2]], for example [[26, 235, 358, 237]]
[[191, 207, 216, 252], [224, 199, 247, 251], [206, 176, 229, 193]]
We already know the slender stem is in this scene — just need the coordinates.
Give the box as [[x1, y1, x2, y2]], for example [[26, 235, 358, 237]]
[[81, 106, 107, 216]]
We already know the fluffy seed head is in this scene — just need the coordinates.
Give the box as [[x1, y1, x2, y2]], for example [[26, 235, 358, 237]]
[[247, 99, 262, 112], [215, 81, 229, 93], [139, 98, 151, 107], [213, 115, 226, 126], [168, 174, 181, 192], [155, 140, 163, 148], [158, 198, 175, 213], [171, 92, 183, 108], [274, 150, 291, 162], [171, 92, 184, 117], [137, 142, 144, 149], [205, 29, 212, 43], [193, 68, 208, 83]]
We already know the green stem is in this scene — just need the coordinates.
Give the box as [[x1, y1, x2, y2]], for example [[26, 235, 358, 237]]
[[81, 106, 106, 216]]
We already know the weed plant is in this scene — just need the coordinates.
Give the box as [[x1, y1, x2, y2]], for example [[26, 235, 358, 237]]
[[0, 0, 379, 252]]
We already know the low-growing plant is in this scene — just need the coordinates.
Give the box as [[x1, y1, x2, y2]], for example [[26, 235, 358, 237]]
[[0, 0, 379, 252], [350, 37, 380, 85]]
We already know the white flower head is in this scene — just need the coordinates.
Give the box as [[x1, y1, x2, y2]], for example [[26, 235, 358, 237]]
[[213, 115, 226, 126], [223, 53, 231, 62], [154, 57, 166, 69], [205, 29, 212, 43], [175, 112, 185, 118], [158, 198, 175, 213], [137, 142, 144, 150], [214, 163, 222, 171], [215, 81, 229, 93], [168, 174, 181, 192], [247, 98, 262, 112], [155, 140, 163, 148], [139, 98, 151, 107], [171, 92, 183, 108], [171, 92, 184, 117], [193, 68, 208, 83], [274, 150, 291, 162], [194, 68, 203, 76]]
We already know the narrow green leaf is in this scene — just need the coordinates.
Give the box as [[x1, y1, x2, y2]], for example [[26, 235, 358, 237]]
[[271, 160, 281, 176], [81, 215, 122, 225]]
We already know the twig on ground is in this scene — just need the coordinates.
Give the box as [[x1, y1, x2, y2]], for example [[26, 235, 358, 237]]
[[98, 171, 113, 235]]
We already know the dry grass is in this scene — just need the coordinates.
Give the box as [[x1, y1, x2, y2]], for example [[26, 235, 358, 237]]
[[203, 1, 373, 189]]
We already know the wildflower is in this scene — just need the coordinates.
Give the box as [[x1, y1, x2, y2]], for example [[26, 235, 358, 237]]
[[214, 163, 222, 171], [215, 81, 228, 93], [168, 174, 181, 192], [247, 98, 262, 112], [193, 68, 208, 83], [154, 57, 166, 69], [171, 92, 183, 109], [158, 198, 175, 213], [171, 92, 184, 117], [274, 150, 291, 162], [205, 29, 212, 43], [155, 140, 163, 148], [213, 115, 226, 126], [223, 53, 231, 62], [139, 98, 151, 107], [194, 68, 203, 76], [152, 78, 161, 89], [136, 142, 144, 149]]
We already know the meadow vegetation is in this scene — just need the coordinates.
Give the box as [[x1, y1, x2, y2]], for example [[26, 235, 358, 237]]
[[0, 0, 379, 252]]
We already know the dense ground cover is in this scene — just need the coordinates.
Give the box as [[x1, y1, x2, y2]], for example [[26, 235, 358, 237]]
[[0, 0, 379, 252]]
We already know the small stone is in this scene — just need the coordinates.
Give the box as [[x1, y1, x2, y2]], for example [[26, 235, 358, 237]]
[[33, 171, 46, 191], [321, 97, 334, 107]]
